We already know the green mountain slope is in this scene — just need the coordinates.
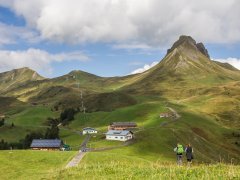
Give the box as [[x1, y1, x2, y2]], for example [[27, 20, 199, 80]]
[[0, 35, 240, 164], [124, 36, 240, 95], [0, 67, 44, 94]]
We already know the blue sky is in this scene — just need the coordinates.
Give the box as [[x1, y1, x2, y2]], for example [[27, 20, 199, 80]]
[[0, 0, 240, 78]]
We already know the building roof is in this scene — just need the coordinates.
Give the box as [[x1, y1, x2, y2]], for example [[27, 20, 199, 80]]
[[30, 139, 62, 148], [110, 122, 137, 127], [106, 130, 133, 136], [83, 127, 97, 131]]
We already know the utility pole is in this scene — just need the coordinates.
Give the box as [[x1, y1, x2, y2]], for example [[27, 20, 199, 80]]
[[76, 75, 87, 119]]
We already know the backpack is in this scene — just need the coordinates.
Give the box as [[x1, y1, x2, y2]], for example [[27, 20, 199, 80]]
[[177, 144, 184, 154]]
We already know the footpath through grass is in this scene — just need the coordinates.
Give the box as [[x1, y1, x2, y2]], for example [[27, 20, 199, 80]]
[[52, 152, 240, 179], [0, 150, 239, 179]]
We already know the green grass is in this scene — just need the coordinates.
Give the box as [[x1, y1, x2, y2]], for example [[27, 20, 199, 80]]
[[0, 105, 58, 143], [59, 129, 86, 150], [0, 150, 76, 180], [0, 125, 45, 143], [51, 152, 240, 179], [7, 106, 58, 126], [0, 150, 239, 180], [70, 101, 167, 131], [1, 98, 239, 163], [87, 134, 123, 149]]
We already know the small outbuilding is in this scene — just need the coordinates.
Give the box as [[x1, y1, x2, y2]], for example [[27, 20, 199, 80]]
[[30, 139, 63, 150], [160, 112, 171, 118], [106, 130, 133, 142], [108, 122, 137, 130], [82, 127, 98, 135], [0, 114, 5, 119]]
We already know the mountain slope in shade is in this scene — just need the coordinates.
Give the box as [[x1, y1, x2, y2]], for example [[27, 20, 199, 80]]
[[0, 67, 45, 93]]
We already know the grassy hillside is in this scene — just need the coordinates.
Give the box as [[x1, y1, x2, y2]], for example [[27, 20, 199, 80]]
[[63, 96, 240, 163], [1, 150, 239, 180], [53, 152, 240, 179], [1, 95, 239, 163], [0, 67, 44, 94]]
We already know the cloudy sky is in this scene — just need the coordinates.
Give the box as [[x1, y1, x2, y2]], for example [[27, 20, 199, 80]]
[[0, 0, 240, 77]]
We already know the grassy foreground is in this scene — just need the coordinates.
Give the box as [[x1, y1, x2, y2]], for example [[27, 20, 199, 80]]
[[0, 150, 239, 179], [52, 152, 240, 180], [54, 162, 240, 179], [0, 150, 76, 180]]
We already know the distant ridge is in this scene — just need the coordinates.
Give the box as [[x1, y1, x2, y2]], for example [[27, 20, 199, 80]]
[[0, 67, 45, 93]]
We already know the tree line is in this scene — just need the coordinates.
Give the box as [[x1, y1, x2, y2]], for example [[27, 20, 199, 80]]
[[47, 108, 76, 126]]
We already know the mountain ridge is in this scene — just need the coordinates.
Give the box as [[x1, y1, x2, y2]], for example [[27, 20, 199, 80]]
[[1, 35, 240, 102]]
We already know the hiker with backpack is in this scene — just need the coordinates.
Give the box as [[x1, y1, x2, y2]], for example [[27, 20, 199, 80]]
[[185, 144, 194, 166], [174, 143, 184, 165]]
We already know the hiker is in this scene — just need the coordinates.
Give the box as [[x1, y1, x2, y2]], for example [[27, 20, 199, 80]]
[[185, 144, 194, 166], [174, 143, 184, 165]]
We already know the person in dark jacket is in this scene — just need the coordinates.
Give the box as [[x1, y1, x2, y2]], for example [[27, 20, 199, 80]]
[[185, 143, 194, 166]]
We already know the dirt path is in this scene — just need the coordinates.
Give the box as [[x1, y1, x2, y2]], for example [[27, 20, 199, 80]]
[[65, 151, 86, 168], [167, 107, 181, 119], [160, 107, 180, 127], [65, 135, 91, 168], [134, 107, 181, 132], [80, 134, 91, 151]]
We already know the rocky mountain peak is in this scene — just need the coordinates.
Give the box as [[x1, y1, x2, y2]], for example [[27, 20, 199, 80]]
[[196, 42, 210, 58], [167, 35, 210, 58]]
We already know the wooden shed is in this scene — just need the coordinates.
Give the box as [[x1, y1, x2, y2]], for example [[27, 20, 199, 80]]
[[108, 122, 137, 130], [30, 139, 63, 150]]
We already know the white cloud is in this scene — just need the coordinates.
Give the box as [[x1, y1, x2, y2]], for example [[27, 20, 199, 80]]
[[113, 43, 153, 51], [214, 58, 240, 70], [0, 22, 41, 46], [0, 0, 240, 47], [130, 61, 158, 74], [0, 22, 40, 46], [0, 48, 89, 73]]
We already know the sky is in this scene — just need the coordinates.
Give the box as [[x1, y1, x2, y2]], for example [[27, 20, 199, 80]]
[[0, 0, 240, 78]]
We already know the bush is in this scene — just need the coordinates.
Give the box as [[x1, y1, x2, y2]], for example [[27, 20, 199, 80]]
[[46, 117, 59, 126], [0, 139, 9, 150], [20, 131, 44, 149], [45, 125, 59, 139], [0, 119, 5, 127], [60, 108, 76, 125]]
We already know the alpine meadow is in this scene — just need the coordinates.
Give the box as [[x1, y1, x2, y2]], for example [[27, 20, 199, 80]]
[[0, 1, 240, 179]]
